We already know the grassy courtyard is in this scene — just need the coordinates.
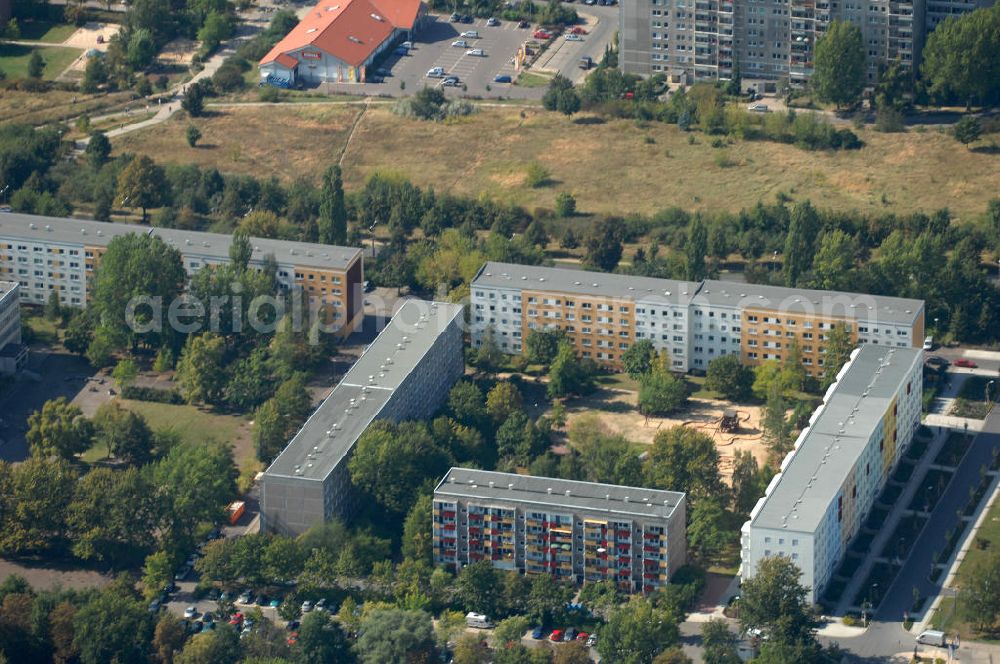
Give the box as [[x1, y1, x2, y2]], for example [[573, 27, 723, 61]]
[[114, 104, 1000, 219], [0, 43, 81, 80]]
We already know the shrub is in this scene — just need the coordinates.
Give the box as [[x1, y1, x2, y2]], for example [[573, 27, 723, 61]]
[[555, 192, 576, 217], [524, 162, 550, 188], [259, 85, 284, 102], [842, 615, 857, 626], [120, 385, 184, 404]]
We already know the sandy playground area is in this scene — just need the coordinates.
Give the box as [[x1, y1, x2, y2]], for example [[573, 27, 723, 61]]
[[57, 22, 121, 80], [563, 388, 770, 483]]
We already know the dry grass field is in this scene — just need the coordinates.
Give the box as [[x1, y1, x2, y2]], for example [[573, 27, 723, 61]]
[[114, 103, 1000, 219], [0, 89, 136, 127]]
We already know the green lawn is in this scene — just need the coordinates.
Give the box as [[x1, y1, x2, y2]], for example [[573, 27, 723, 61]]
[[16, 20, 78, 43], [515, 71, 553, 88], [931, 487, 1000, 641], [0, 44, 81, 80], [82, 399, 252, 464], [21, 311, 59, 346]]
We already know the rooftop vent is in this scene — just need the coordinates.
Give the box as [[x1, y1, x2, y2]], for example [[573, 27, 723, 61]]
[[29, 223, 36, 230], [623, 496, 630, 503], [547, 488, 553, 495], [574, 281, 581, 286], [45, 225, 51, 232], [81, 229, 87, 235], [565, 489, 571, 497], [508, 483, 514, 490], [348, 35, 362, 43], [370, 12, 383, 20], [489, 481, 495, 488], [539, 277, 545, 282], [97, 230, 103, 237], [521, 276, 527, 280], [290, 248, 297, 255]]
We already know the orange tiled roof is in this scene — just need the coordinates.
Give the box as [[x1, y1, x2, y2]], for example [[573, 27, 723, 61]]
[[260, 0, 420, 68]]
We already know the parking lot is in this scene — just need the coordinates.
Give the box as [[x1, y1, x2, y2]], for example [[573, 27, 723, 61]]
[[321, 10, 616, 99]]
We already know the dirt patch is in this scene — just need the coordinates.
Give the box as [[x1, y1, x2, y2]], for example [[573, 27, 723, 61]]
[[0, 559, 111, 591], [563, 388, 768, 482], [158, 38, 198, 66]]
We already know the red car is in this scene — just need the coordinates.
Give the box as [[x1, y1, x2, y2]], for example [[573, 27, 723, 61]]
[[954, 358, 978, 368], [550, 629, 564, 642], [287, 631, 298, 646], [533, 30, 553, 39], [576, 631, 590, 642], [570, 26, 588, 34]]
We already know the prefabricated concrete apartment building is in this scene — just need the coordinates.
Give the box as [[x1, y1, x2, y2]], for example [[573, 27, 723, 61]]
[[471, 262, 924, 377], [0, 281, 25, 374], [0, 212, 366, 338], [433, 468, 687, 593], [740, 344, 923, 603], [261, 300, 465, 535]]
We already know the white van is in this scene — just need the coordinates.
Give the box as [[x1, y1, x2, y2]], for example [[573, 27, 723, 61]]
[[916, 630, 946, 646], [465, 612, 493, 629], [923, 336, 934, 350]]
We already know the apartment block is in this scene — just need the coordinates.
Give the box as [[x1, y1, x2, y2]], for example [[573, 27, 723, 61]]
[[0, 282, 26, 374], [739, 345, 923, 603], [470, 262, 924, 377], [0, 213, 365, 337], [261, 300, 464, 535], [433, 468, 687, 593], [621, 0, 929, 86]]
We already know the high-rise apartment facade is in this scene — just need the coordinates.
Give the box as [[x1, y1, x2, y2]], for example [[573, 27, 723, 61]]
[[261, 300, 465, 535], [0, 281, 25, 374], [433, 468, 687, 593], [621, 0, 933, 86], [470, 262, 924, 377], [0, 213, 365, 338], [739, 345, 923, 603]]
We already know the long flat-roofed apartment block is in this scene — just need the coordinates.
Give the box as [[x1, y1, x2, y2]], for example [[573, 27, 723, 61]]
[[470, 262, 924, 377], [262, 300, 465, 535], [434, 468, 687, 593], [0, 281, 26, 374], [739, 345, 923, 603], [0, 212, 365, 337]]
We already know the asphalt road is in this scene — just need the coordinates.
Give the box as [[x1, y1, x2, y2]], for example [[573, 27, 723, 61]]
[[831, 405, 1000, 661]]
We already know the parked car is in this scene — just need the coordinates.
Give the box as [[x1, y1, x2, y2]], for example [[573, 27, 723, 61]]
[[486, 17, 499, 25], [148, 599, 162, 613], [531, 626, 545, 640], [202, 612, 215, 624], [401, 40, 414, 49], [238, 591, 253, 604], [269, 598, 282, 608], [255, 594, 268, 606], [564, 628, 577, 641], [517, 20, 530, 27], [923, 336, 935, 350], [286, 620, 301, 631], [184, 606, 197, 619], [207, 588, 220, 601], [576, 631, 589, 642], [461, 14, 473, 22], [287, 631, 298, 646], [533, 30, 552, 39], [229, 612, 244, 626], [452, 39, 469, 47], [460, 30, 479, 38], [449, 12, 460, 21], [443, 76, 461, 86], [301, 600, 313, 613], [586, 633, 598, 647], [954, 358, 977, 368], [570, 26, 587, 34], [748, 103, 770, 112], [426, 67, 446, 78], [565, 33, 583, 41], [466, 48, 485, 56], [550, 630, 564, 642], [494, 74, 512, 83], [926, 356, 950, 368], [174, 565, 191, 581]]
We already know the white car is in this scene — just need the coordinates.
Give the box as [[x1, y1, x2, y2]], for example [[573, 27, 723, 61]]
[[426, 67, 445, 78], [401, 40, 414, 49], [301, 600, 313, 613], [443, 76, 460, 86], [565, 33, 584, 41], [466, 48, 485, 56], [184, 606, 197, 619], [748, 103, 770, 112], [486, 17, 499, 26], [451, 39, 469, 47], [460, 30, 479, 38]]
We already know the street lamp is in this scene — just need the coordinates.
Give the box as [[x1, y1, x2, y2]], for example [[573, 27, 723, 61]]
[[368, 219, 379, 257], [987, 380, 995, 409]]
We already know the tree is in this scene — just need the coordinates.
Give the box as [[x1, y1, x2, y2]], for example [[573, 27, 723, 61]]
[[553, 641, 592, 664], [486, 381, 523, 423], [961, 550, 1000, 633], [176, 333, 227, 405], [93, 401, 154, 464], [116, 155, 169, 223], [354, 609, 436, 664], [542, 74, 574, 111], [453, 633, 491, 664], [28, 50, 44, 79], [596, 595, 681, 664], [686, 214, 708, 281], [644, 426, 724, 500], [196, 10, 233, 50], [448, 381, 488, 430], [812, 21, 865, 109], [555, 191, 577, 217], [153, 612, 187, 664], [953, 116, 983, 148], [761, 386, 792, 458], [85, 131, 111, 169], [182, 81, 207, 117], [622, 339, 657, 379], [349, 421, 452, 514], [293, 611, 352, 664], [584, 216, 623, 272], [525, 328, 565, 366], [782, 201, 819, 287], [0, 456, 77, 555], [731, 450, 764, 515], [175, 623, 241, 664], [318, 165, 348, 246], [921, 4, 1000, 106], [186, 124, 202, 148], [639, 366, 688, 416], [494, 616, 531, 647], [527, 574, 574, 626], [401, 493, 433, 564], [456, 561, 505, 618], [474, 326, 505, 374], [704, 354, 754, 401], [687, 498, 729, 563], [811, 229, 858, 292], [820, 324, 854, 390], [72, 578, 153, 664], [739, 556, 818, 645], [702, 618, 741, 664], [68, 467, 158, 564], [548, 341, 595, 398], [253, 374, 314, 464], [143, 550, 175, 601], [50, 600, 80, 664], [26, 397, 94, 460]]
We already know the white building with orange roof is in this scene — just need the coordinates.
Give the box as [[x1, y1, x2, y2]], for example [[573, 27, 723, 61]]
[[259, 0, 424, 86]]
